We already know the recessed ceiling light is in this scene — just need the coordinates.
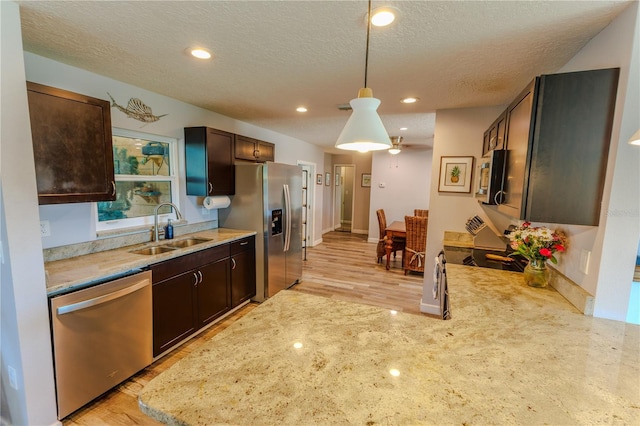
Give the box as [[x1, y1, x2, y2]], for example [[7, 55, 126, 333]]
[[400, 127, 408, 131], [189, 48, 212, 60], [400, 97, 419, 104], [371, 7, 397, 27], [296, 107, 308, 113]]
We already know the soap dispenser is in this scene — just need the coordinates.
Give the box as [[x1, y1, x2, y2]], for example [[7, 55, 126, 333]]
[[164, 218, 174, 240]]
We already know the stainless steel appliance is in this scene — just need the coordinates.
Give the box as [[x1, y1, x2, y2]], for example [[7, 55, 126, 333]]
[[219, 162, 303, 302], [49, 270, 153, 419], [476, 149, 506, 205]]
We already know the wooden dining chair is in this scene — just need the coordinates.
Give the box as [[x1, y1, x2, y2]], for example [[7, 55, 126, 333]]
[[403, 215, 428, 275], [376, 209, 405, 264], [414, 209, 429, 218]]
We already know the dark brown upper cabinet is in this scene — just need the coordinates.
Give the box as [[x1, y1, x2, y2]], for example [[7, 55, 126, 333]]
[[184, 127, 235, 196], [235, 135, 274, 163], [482, 109, 507, 157], [497, 68, 619, 226], [26, 82, 115, 205]]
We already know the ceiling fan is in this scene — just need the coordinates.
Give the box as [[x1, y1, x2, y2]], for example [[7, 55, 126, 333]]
[[388, 136, 430, 155]]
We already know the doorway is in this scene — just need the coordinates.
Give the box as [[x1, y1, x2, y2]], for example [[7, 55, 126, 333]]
[[333, 164, 355, 232], [297, 161, 315, 256]]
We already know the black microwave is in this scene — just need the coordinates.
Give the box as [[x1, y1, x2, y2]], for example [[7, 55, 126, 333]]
[[476, 150, 506, 204]]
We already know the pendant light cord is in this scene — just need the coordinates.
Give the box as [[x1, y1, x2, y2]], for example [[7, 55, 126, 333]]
[[364, 0, 372, 88]]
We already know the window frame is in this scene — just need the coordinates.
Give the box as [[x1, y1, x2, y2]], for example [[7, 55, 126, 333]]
[[95, 128, 180, 233]]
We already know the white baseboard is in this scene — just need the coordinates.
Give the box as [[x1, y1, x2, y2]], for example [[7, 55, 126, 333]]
[[313, 238, 323, 246], [420, 299, 441, 316], [351, 228, 368, 235], [367, 237, 378, 244]]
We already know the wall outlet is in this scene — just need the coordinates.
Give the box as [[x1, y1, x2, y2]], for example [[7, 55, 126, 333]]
[[580, 249, 591, 274], [40, 220, 51, 237], [8, 366, 18, 390]]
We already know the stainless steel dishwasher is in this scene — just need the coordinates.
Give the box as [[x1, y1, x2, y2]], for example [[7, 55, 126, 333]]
[[49, 270, 153, 419]]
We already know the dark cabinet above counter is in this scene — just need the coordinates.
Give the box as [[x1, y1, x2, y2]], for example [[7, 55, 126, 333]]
[[27, 82, 116, 205], [235, 135, 275, 163], [184, 127, 276, 196], [491, 68, 619, 226]]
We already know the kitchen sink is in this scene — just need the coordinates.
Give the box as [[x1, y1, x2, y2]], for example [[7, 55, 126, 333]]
[[163, 238, 211, 249], [130, 246, 177, 256]]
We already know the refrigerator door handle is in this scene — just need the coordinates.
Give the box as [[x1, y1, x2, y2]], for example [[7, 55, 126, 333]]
[[283, 184, 291, 252]]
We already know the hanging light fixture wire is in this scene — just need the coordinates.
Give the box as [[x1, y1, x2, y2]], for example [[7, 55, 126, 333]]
[[335, 0, 391, 152]]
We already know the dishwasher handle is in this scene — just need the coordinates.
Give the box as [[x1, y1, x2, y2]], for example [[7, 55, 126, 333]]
[[56, 278, 150, 315]]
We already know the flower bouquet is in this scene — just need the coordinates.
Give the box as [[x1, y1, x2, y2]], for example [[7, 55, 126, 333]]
[[506, 222, 567, 287], [507, 222, 567, 263]]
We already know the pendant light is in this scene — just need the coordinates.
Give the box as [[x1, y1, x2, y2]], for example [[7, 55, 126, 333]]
[[335, 0, 391, 153]]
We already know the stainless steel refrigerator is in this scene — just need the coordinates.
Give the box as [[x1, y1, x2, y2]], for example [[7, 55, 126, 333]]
[[219, 162, 303, 302]]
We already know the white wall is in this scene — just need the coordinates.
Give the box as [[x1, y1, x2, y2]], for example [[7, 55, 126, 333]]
[[23, 53, 326, 250], [1, 2, 58, 424], [421, 106, 505, 314], [555, 1, 640, 321], [368, 149, 433, 241]]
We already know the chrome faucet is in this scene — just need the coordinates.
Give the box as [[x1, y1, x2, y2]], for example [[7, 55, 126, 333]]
[[153, 202, 183, 241]]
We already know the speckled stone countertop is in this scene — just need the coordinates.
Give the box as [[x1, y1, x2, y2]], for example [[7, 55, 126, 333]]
[[45, 228, 255, 296], [138, 265, 639, 425]]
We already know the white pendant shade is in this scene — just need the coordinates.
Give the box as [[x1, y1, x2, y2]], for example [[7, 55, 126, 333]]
[[629, 129, 640, 146], [335, 96, 391, 152]]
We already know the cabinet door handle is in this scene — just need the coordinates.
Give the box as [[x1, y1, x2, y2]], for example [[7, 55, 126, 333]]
[[208, 182, 213, 194], [197, 270, 203, 284], [494, 190, 505, 205], [240, 241, 248, 246], [231, 258, 236, 270], [111, 181, 116, 196], [193, 272, 199, 286], [253, 149, 260, 158]]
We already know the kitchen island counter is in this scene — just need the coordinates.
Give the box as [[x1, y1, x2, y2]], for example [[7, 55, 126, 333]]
[[138, 265, 639, 425]]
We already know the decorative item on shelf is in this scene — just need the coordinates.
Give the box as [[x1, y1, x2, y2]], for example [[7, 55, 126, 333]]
[[506, 222, 568, 288], [107, 93, 167, 124]]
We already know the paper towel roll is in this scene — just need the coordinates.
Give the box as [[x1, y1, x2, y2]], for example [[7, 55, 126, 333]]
[[203, 195, 231, 210]]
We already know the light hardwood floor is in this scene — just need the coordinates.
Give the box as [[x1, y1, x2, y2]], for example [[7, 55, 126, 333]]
[[62, 232, 425, 425]]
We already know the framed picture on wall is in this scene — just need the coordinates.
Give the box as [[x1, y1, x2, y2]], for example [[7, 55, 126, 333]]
[[438, 156, 474, 193], [361, 173, 371, 187], [316, 174, 322, 185], [325, 172, 331, 186]]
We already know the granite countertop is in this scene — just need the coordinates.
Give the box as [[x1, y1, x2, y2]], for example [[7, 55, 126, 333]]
[[138, 265, 639, 425], [45, 228, 255, 296]]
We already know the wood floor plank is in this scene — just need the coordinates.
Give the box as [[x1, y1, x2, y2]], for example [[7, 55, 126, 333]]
[[61, 231, 426, 424]]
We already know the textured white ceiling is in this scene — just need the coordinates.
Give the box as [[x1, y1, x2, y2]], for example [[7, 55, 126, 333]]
[[17, 0, 632, 153]]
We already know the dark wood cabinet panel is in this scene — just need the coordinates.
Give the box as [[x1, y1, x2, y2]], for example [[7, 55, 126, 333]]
[[498, 80, 537, 219], [197, 258, 231, 326], [235, 135, 275, 162], [497, 68, 619, 226], [185, 127, 235, 196], [26, 82, 115, 205], [525, 68, 619, 225], [230, 237, 256, 307], [482, 110, 507, 157], [152, 270, 197, 356]]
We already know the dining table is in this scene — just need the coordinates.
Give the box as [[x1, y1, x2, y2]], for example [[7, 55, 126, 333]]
[[384, 220, 406, 270]]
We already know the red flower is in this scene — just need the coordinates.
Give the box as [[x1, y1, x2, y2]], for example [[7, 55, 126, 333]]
[[522, 222, 531, 228], [554, 244, 565, 252], [539, 248, 552, 258]]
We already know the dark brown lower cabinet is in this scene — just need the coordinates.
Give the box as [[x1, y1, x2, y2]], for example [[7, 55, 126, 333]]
[[230, 237, 256, 307], [151, 244, 230, 357], [197, 258, 231, 327], [151, 236, 256, 357]]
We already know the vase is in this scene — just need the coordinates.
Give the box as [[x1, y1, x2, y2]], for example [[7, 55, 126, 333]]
[[523, 259, 550, 288]]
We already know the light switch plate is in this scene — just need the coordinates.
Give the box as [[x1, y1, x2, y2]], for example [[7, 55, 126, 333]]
[[580, 249, 591, 274], [40, 220, 51, 237]]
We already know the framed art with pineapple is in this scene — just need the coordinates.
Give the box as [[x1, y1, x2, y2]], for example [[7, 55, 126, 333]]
[[438, 156, 474, 193]]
